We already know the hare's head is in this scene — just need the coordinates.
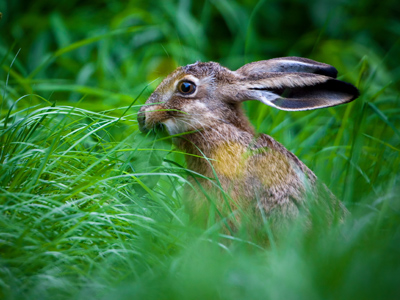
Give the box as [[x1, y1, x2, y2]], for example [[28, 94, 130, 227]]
[[138, 57, 359, 135]]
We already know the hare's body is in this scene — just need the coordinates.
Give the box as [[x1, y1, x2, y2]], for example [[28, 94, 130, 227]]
[[138, 58, 359, 223], [178, 120, 315, 216]]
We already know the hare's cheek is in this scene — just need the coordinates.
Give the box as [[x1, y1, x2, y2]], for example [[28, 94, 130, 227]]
[[161, 102, 209, 135], [182, 101, 211, 116], [184, 101, 217, 125]]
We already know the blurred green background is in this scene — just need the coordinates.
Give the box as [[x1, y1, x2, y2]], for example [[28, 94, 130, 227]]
[[1, 0, 400, 299], [2, 0, 399, 107]]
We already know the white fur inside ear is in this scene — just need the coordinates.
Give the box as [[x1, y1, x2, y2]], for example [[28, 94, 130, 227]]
[[251, 90, 281, 108], [263, 74, 327, 89]]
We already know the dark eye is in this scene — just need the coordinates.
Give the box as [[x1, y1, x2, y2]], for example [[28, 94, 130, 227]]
[[177, 81, 196, 95]]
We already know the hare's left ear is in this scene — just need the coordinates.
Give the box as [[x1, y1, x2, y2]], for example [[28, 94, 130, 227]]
[[237, 57, 339, 78], [231, 58, 359, 111]]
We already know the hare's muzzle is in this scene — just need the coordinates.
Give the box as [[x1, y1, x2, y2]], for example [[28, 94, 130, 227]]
[[137, 111, 149, 133]]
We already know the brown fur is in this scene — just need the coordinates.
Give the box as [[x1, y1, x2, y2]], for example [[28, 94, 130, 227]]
[[138, 58, 359, 229]]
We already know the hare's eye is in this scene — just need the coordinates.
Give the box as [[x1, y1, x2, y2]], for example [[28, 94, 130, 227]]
[[177, 81, 196, 95]]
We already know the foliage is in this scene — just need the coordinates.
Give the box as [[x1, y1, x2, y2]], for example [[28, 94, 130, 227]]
[[0, 0, 399, 299]]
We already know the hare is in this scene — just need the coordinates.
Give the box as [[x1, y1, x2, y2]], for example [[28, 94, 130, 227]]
[[137, 57, 359, 228]]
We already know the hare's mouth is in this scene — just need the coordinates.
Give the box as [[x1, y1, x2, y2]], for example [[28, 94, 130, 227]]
[[137, 111, 148, 133], [138, 102, 209, 135]]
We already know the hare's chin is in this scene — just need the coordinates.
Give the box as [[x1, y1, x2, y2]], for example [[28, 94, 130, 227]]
[[162, 119, 188, 135]]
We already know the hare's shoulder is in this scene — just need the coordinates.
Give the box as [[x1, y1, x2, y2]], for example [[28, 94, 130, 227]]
[[253, 134, 317, 183], [254, 134, 347, 214]]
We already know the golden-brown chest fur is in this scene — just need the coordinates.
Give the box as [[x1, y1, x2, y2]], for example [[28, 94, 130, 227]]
[[210, 141, 295, 188], [178, 125, 315, 222]]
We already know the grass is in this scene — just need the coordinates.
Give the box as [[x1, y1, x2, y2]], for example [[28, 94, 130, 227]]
[[1, 0, 400, 299]]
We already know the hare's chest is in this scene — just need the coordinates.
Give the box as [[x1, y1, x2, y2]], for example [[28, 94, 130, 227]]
[[210, 142, 294, 188], [211, 142, 248, 179]]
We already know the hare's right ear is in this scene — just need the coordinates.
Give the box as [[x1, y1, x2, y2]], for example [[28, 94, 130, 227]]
[[231, 58, 359, 111]]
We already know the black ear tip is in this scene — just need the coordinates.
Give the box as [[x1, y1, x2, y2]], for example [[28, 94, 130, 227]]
[[342, 81, 360, 101], [315, 65, 338, 78], [325, 78, 360, 102], [352, 85, 360, 100]]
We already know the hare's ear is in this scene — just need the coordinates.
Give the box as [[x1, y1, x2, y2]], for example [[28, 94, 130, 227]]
[[233, 72, 359, 111], [237, 57, 338, 78]]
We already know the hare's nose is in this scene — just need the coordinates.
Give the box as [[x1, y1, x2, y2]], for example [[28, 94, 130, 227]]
[[137, 111, 148, 133]]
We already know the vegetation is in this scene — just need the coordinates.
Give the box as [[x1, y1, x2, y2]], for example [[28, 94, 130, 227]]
[[1, 0, 399, 299]]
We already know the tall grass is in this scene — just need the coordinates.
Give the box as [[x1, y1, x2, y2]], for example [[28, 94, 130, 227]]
[[1, 0, 400, 299]]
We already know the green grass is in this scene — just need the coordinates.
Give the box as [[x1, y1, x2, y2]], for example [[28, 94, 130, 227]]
[[1, 1, 400, 299]]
